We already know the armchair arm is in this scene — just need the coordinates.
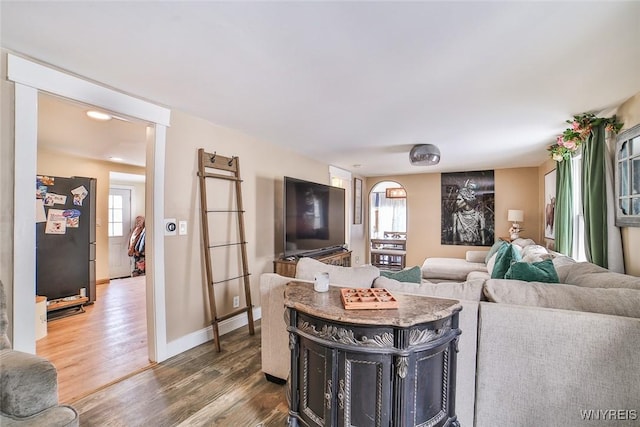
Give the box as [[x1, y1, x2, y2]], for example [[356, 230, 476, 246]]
[[0, 349, 58, 418]]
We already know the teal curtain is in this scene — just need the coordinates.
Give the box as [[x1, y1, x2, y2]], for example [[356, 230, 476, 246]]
[[581, 123, 608, 268], [554, 159, 573, 256]]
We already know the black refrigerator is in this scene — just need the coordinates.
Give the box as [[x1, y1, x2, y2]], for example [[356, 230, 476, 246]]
[[36, 175, 97, 303]]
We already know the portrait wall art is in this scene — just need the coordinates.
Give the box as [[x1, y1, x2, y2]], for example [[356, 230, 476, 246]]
[[441, 170, 495, 246]]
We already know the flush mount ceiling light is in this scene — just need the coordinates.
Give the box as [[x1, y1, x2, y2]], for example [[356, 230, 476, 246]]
[[86, 110, 112, 121], [409, 144, 441, 166]]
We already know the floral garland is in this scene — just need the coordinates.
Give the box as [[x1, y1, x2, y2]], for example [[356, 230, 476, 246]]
[[547, 113, 624, 162]]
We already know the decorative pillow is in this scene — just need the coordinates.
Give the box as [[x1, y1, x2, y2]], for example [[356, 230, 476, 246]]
[[295, 257, 380, 288], [511, 238, 536, 249], [381, 266, 421, 283], [485, 240, 507, 264], [490, 244, 522, 279], [520, 244, 552, 263], [504, 259, 559, 283]]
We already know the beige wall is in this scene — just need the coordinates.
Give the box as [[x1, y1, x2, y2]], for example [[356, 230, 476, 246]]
[[37, 148, 146, 282], [163, 110, 331, 342], [616, 92, 640, 276], [365, 168, 540, 267]]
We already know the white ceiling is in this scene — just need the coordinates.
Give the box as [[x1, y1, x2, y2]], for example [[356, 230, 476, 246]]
[[38, 94, 149, 167], [3, 2, 640, 176]]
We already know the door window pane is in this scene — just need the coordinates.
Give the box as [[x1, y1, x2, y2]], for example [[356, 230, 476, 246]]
[[108, 194, 124, 237]]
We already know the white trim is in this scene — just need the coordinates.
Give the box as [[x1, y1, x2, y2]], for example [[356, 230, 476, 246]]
[[165, 308, 261, 359], [8, 53, 170, 362], [8, 54, 170, 126], [146, 125, 168, 362], [13, 84, 38, 353]]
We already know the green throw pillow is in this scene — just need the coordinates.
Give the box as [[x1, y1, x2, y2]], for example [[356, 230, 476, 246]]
[[505, 259, 560, 283], [485, 240, 507, 264], [490, 243, 522, 279], [381, 266, 422, 283]]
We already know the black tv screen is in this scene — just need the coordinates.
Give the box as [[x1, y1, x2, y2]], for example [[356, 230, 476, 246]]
[[284, 176, 346, 257]]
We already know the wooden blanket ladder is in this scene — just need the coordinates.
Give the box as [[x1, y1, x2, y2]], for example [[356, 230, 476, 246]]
[[197, 148, 255, 352]]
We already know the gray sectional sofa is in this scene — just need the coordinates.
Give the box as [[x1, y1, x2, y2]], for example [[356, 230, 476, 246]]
[[260, 246, 640, 426]]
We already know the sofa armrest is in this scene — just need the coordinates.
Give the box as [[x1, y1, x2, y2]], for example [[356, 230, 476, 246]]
[[465, 250, 489, 263], [0, 349, 58, 418], [260, 273, 294, 381]]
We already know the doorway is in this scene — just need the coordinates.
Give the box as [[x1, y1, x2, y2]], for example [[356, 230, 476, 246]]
[[34, 92, 151, 402], [369, 181, 407, 270], [9, 53, 170, 363]]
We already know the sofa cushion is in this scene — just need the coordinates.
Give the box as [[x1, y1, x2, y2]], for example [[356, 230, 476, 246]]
[[295, 257, 380, 288], [421, 257, 487, 281], [504, 259, 559, 283], [483, 279, 640, 318], [380, 266, 421, 283], [373, 276, 484, 301], [555, 262, 640, 290], [490, 244, 522, 279]]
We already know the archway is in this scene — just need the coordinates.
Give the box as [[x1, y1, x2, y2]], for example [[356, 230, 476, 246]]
[[369, 181, 407, 270]]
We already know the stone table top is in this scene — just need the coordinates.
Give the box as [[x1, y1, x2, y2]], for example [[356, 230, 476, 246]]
[[284, 281, 461, 327]]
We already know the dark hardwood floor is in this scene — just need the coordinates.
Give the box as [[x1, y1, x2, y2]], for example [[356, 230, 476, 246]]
[[72, 321, 289, 426]]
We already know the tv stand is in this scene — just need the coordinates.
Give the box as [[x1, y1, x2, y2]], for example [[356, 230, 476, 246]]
[[273, 250, 352, 278]]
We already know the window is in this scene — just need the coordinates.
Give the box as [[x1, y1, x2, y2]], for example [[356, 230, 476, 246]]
[[108, 194, 124, 237], [615, 124, 640, 227], [571, 155, 587, 262]]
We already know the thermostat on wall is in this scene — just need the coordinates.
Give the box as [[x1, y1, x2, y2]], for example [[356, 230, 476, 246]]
[[164, 218, 177, 236]]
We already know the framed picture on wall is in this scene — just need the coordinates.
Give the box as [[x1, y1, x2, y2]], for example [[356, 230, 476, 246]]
[[441, 170, 495, 246], [353, 178, 362, 224], [544, 169, 556, 239]]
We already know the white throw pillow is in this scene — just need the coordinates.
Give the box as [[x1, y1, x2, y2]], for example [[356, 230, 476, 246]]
[[295, 257, 380, 288]]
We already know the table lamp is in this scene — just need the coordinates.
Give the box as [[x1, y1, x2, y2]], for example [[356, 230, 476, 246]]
[[508, 209, 524, 239]]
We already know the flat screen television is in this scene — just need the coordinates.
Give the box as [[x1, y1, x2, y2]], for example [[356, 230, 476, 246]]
[[284, 176, 346, 257]]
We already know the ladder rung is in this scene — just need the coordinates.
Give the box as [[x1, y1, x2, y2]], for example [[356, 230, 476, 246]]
[[206, 210, 245, 213], [216, 306, 252, 323], [199, 171, 242, 181], [212, 273, 251, 285], [208, 241, 247, 249]]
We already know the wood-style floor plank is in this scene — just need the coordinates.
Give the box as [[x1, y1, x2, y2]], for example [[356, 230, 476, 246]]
[[36, 276, 151, 403], [72, 321, 289, 427]]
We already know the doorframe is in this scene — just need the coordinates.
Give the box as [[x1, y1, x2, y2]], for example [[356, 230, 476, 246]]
[[8, 53, 171, 362]]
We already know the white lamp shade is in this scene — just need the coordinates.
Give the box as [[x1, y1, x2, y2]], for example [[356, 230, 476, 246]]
[[508, 209, 524, 222]]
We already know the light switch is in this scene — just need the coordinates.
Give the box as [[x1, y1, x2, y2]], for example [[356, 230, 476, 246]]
[[179, 220, 187, 235]]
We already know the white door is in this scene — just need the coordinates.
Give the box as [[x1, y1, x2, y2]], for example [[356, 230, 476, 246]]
[[108, 188, 133, 279]]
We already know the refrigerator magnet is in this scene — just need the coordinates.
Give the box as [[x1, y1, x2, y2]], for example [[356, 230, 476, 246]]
[[71, 185, 88, 206]]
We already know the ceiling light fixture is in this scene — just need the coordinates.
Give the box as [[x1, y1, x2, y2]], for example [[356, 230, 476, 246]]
[[86, 110, 112, 121], [409, 144, 441, 166]]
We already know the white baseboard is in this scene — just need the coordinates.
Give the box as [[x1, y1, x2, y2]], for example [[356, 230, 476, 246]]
[[165, 306, 262, 360]]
